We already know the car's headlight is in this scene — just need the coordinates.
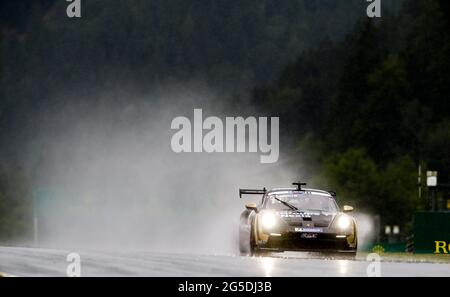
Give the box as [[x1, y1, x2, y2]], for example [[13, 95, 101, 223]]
[[337, 215, 351, 229], [261, 212, 277, 229]]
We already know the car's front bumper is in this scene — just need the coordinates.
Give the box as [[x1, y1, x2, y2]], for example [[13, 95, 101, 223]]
[[259, 232, 355, 252]]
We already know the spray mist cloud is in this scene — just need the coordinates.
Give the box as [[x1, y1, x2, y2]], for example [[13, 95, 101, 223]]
[[24, 84, 300, 254]]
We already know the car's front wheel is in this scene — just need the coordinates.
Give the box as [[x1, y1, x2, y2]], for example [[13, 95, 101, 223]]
[[239, 225, 252, 256]]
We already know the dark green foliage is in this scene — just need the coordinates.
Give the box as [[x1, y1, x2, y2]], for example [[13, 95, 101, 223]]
[[255, 0, 450, 234], [0, 167, 32, 243], [323, 149, 417, 233]]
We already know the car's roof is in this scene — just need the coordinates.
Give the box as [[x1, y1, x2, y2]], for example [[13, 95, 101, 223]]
[[267, 187, 333, 197]]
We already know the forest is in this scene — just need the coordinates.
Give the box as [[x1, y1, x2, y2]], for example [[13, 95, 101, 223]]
[[0, 0, 449, 243], [253, 0, 450, 236]]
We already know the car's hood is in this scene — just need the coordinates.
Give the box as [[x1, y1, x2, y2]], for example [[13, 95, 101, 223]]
[[275, 209, 337, 228]]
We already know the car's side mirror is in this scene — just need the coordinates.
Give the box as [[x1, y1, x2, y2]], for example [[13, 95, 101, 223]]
[[245, 203, 258, 211], [343, 205, 354, 212]]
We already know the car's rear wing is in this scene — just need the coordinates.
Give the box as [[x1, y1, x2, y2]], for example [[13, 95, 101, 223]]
[[239, 188, 267, 198]]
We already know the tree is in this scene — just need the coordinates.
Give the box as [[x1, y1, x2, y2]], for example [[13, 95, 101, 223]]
[[0, 167, 32, 244]]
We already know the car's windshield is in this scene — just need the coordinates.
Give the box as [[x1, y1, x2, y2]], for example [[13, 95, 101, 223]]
[[265, 191, 338, 212]]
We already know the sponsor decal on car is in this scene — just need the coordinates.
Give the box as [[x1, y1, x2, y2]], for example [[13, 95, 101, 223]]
[[294, 227, 323, 233]]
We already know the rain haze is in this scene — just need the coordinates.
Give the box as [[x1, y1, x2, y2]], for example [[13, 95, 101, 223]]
[[21, 84, 304, 254]]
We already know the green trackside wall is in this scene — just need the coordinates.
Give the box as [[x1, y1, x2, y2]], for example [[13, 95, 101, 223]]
[[414, 212, 450, 253]]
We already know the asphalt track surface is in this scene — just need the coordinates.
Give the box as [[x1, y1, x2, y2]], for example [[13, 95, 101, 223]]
[[0, 246, 449, 277]]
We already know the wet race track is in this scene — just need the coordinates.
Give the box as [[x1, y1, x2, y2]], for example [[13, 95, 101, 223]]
[[1, 246, 449, 277]]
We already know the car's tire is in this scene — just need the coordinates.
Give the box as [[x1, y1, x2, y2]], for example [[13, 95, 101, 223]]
[[321, 250, 356, 260], [239, 225, 252, 256], [249, 227, 269, 257], [240, 218, 269, 257], [251, 247, 268, 257], [338, 238, 357, 259], [340, 250, 357, 259]]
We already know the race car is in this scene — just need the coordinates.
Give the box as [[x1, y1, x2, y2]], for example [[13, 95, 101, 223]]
[[239, 182, 357, 256]]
